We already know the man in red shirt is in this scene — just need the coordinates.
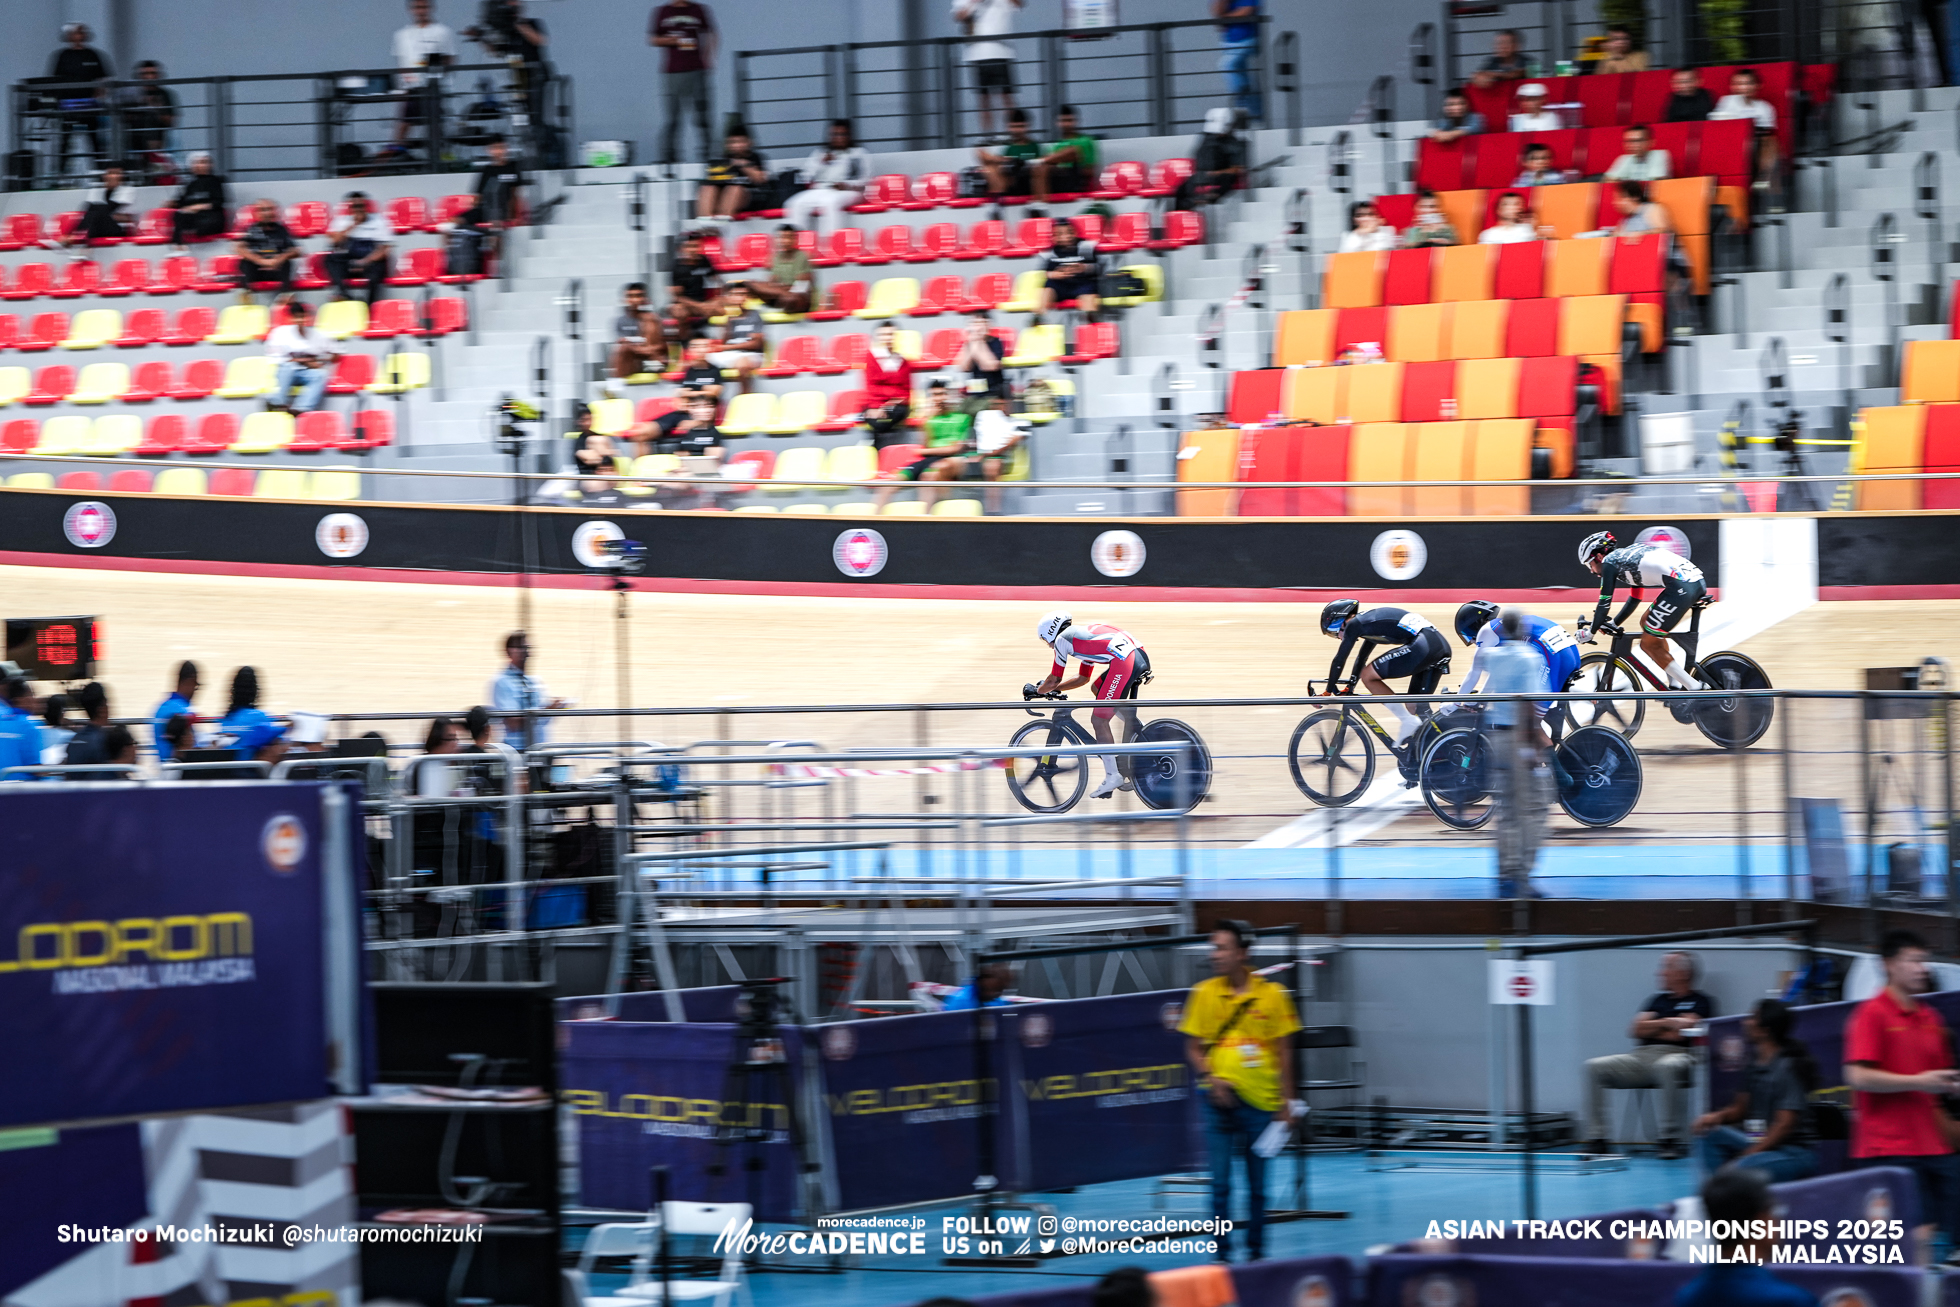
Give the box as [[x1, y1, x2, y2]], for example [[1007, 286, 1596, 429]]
[[1846, 929, 1960, 1252]]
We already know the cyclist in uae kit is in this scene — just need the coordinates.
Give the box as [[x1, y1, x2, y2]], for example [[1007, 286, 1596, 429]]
[[1455, 600, 1582, 743], [1034, 610, 1151, 799], [1578, 530, 1708, 695], [1319, 600, 1452, 765]]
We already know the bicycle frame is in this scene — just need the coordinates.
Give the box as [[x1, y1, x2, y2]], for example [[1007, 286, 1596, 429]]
[[1596, 600, 1707, 686]]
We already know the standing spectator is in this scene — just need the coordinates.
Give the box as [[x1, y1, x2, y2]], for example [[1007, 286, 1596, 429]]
[[874, 381, 969, 511], [50, 23, 112, 174], [649, 0, 717, 167], [234, 199, 300, 302], [0, 674, 39, 780], [40, 695, 73, 765], [473, 135, 529, 229], [976, 107, 1041, 197], [1602, 125, 1672, 182], [954, 311, 1009, 413], [1338, 200, 1397, 252], [1581, 951, 1713, 1159], [1177, 107, 1248, 210], [664, 230, 720, 354], [1512, 142, 1572, 186], [1662, 67, 1714, 122], [861, 322, 918, 446], [388, 0, 459, 158], [1036, 217, 1103, 321], [1675, 1169, 1820, 1307], [1692, 998, 1820, 1183], [61, 683, 111, 765], [121, 61, 179, 175], [697, 128, 770, 223], [1427, 89, 1485, 144], [1478, 190, 1543, 244], [265, 300, 340, 414], [1399, 191, 1459, 248], [325, 192, 395, 304], [783, 120, 871, 236], [746, 225, 816, 316], [612, 282, 661, 380], [170, 154, 231, 252], [1508, 83, 1561, 133], [1470, 29, 1527, 88], [1711, 68, 1780, 185], [1594, 26, 1649, 73], [1845, 929, 1960, 1254], [1179, 919, 1299, 1264], [491, 632, 566, 752], [706, 283, 766, 392], [57, 163, 134, 248], [152, 660, 199, 763], [217, 667, 287, 764], [1030, 105, 1097, 209], [953, 0, 1021, 137], [1213, 0, 1263, 124]]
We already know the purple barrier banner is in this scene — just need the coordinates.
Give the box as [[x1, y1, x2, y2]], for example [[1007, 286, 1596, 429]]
[[562, 1020, 805, 1220], [0, 1123, 146, 1300], [964, 1288, 1094, 1307], [1013, 991, 1199, 1191], [0, 784, 332, 1126], [1772, 1166, 1919, 1256], [1442, 1207, 1667, 1259], [556, 986, 743, 1024], [1229, 1254, 1356, 1307], [1368, 1254, 1922, 1307]]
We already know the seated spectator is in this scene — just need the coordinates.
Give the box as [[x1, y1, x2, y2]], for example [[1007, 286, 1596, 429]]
[[1178, 106, 1249, 209], [57, 162, 134, 247], [463, 704, 493, 749], [1663, 67, 1714, 122], [698, 127, 771, 222], [1470, 29, 1527, 88], [234, 198, 300, 303], [573, 426, 624, 502], [437, 201, 495, 278], [1031, 104, 1097, 209], [640, 391, 724, 460], [873, 380, 969, 512], [746, 224, 815, 316], [101, 725, 137, 771], [1478, 190, 1543, 243], [862, 321, 918, 446], [1693, 997, 1819, 1183], [1427, 89, 1485, 144], [1513, 142, 1572, 187], [1602, 124, 1671, 182], [39, 693, 73, 765], [1508, 83, 1561, 133], [1399, 191, 1458, 248], [326, 192, 394, 304], [954, 310, 1009, 413], [1594, 25, 1648, 74], [1582, 950, 1712, 1159], [167, 152, 228, 249], [1338, 199, 1397, 251], [977, 107, 1041, 197], [672, 334, 725, 399], [161, 713, 197, 760], [61, 681, 111, 764], [663, 230, 720, 354], [1712, 67, 1780, 183], [1609, 179, 1673, 235], [706, 283, 766, 392], [612, 282, 661, 380], [970, 399, 1027, 513], [1676, 1169, 1820, 1307], [417, 716, 466, 797], [264, 299, 340, 414], [783, 119, 870, 235], [121, 61, 178, 175], [217, 666, 287, 765], [1037, 217, 1103, 321]]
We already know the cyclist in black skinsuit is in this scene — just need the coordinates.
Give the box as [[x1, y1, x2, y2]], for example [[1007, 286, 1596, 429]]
[[1578, 529, 1708, 680], [1319, 599, 1453, 774]]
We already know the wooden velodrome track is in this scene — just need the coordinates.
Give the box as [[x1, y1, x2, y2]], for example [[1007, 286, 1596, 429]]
[[6, 562, 1954, 846]]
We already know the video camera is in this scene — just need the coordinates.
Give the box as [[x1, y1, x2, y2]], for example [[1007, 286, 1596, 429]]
[[596, 538, 647, 575], [475, 0, 526, 55]]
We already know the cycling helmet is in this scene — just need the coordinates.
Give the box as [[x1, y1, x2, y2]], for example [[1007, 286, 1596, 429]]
[[1454, 600, 1501, 646], [1319, 599, 1358, 636], [1577, 530, 1617, 569], [1036, 610, 1074, 645]]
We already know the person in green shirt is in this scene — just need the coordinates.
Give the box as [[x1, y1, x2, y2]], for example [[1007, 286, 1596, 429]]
[[977, 106, 1041, 197], [873, 381, 971, 512], [1032, 104, 1098, 207], [747, 224, 816, 316]]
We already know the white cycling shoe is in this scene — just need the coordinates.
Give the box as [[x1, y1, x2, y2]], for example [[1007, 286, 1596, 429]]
[[1090, 773, 1127, 799]]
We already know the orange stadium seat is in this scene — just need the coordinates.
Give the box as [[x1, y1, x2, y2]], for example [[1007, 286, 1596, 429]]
[[1347, 422, 1411, 516], [1558, 294, 1630, 357], [1855, 405, 1925, 510], [1455, 356, 1522, 420], [1345, 360, 1405, 423], [1322, 251, 1384, 309], [1284, 366, 1342, 424], [1446, 298, 1510, 360], [1433, 244, 1494, 302], [1386, 303, 1448, 363], [1175, 428, 1241, 517], [1470, 418, 1535, 515], [1274, 309, 1335, 367], [1546, 239, 1611, 299], [1900, 340, 1960, 405], [1409, 420, 1473, 516]]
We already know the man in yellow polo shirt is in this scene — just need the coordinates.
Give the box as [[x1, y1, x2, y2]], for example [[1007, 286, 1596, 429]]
[[1179, 919, 1300, 1262]]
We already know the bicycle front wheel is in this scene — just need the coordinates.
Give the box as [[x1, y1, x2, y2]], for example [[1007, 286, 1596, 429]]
[[1420, 728, 1495, 830], [1693, 651, 1774, 750], [1130, 718, 1213, 810], [1006, 717, 1092, 813], [1554, 725, 1644, 828], [1287, 708, 1376, 807], [1566, 653, 1648, 738]]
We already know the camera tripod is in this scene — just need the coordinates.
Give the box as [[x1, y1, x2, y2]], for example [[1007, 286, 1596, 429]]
[[709, 979, 820, 1250]]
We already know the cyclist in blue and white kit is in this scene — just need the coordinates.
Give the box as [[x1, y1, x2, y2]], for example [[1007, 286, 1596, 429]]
[[1454, 600, 1581, 744]]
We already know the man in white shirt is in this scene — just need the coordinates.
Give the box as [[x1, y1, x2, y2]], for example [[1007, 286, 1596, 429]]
[[264, 300, 340, 414], [390, 0, 458, 154], [1711, 67, 1780, 185], [326, 192, 396, 303], [491, 631, 566, 752], [1602, 124, 1672, 182], [952, 0, 1021, 136], [1507, 83, 1561, 134]]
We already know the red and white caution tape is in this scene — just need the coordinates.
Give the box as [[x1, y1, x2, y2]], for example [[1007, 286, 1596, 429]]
[[768, 758, 1009, 780]]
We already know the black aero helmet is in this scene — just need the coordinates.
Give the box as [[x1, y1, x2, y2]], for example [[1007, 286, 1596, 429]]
[[1320, 599, 1358, 636], [1454, 600, 1500, 646]]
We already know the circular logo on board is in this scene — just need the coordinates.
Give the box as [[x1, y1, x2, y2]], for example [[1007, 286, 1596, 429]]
[[1405, 1274, 1472, 1307], [1717, 1034, 1748, 1073], [821, 1025, 857, 1062], [63, 501, 117, 549], [1635, 525, 1691, 560], [572, 520, 624, 569], [1292, 1277, 1335, 1307], [262, 814, 307, 873], [1091, 530, 1147, 579], [1160, 1001, 1184, 1031], [315, 512, 369, 559], [832, 527, 889, 579], [1019, 1012, 1053, 1048], [1863, 1187, 1894, 1222], [1822, 1292, 1875, 1307], [1369, 529, 1427, 581]]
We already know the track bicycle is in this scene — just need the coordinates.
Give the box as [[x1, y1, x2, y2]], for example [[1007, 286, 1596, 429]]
[[1287, 677, 1466, 807], [1004, 686, 1214, 814], [1564, 600, 1774, 749], [1417, 706, 1645, 830]]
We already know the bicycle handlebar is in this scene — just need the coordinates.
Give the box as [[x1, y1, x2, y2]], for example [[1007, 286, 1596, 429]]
[[1021, 683, 1070, 715]]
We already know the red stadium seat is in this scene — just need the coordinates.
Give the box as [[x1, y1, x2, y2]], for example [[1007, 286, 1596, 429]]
[[1139, 157, 1195, 198], [361, 298, 421, 337], [954, 219, 1007, 261], [194, 256, 240, 292], [900, 172, 958, 211], [875, 444, 923, 477], [851, 175, 911, 214], [224, 204, 256, 240], [813, 389, 867, 431], [909, 275, 965, 317], [145, 255, 198, 295], [57, 471, 101, 492], [1382, 249, 1434, 307], [813, 228, 866, 267], [908, 223, 961, 263], [388, 196, 432, 233], [419, 297, 468, 336], [47, 261, 102, 299], [1578, 73, 1628, 127], [210, 468, 256, 495], [1003, 218, 1053, 258], [1516, 356, 1580, 418], [1149, 210, 1205, 251], [1332, 306, 1389, 358], [1698, 118, 1754, 185], [288, 411, 346, 452], [1070, 213, 1105, 245], [385, 247, 443, 287], [180, 412, 237, 453], [727, 232, 769, 269], [1091, 161, 1147, 200], [808, 281, 867, 321], [1238, 425, 1299, 516], [915, 328, 963, 367], [868, 226, 914, 263], [129, 208, 173, 245], [108, 469, 153, 493], [1492, 240, 1545, 301], [135, 415, 185, 455], [23, 364, 75, 404], [635, 396, 678, 424], [0, 314, 17, 350], [1416, 138, 1472, 193], [287, 201, 330, 238], [327, 353, 378, 394], [18, 312, 67, 352], [163, 306, 218, 346], [956, 273, 1013, 310], [113, 307, 166, 347], [1, 264, 53, 302], [296, 253, 332, 291], [820, 333, 870, 374], [1098, 212, 1147, 253], [1924, 403, 1960, 509], [124, 360, 173, 402], [52, 213, 81, 243], [0, 213, 42, 251], [760, 335, 825, 377], [434, 194, 476, 227], [1399, 360, 1458, 423], [1627, 70, 1673, 125], [1607, 233, 1667, 295], [1061, 321, 1119, 365], [2, 419, 39, 453], [347, 409, 395, 449], [100, 259, 149, 297], [1227, 370, 1285, 424], [721, 449, 776, 490], [1505, 298, 1562, 358], [169, 357, 224, 399]]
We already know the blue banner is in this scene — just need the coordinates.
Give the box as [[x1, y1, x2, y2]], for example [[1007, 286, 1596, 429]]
[[562, 1020, 806, 1221], [1369, 1254, 1920, 1307], [0, 784, 331, 1126]]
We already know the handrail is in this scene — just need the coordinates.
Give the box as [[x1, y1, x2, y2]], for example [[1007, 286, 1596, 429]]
[[1871, 212, 1900, 381], [1275, 31, 1302, 147], [1327, 130, 1352, 197], [1408, 23, 1438, 123], [1823, 272, 1851, 406], [1915, 152, 1941, 293]]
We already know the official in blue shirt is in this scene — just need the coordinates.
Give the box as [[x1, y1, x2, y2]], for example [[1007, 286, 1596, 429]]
[[152, 660, 200, 762], [1675, 1170, 1818, 1307], [0, 674, 40, 779], [216, 665, 286, 762], [943, 962, 1015, 1011], [1214, 0, 1263, 121]]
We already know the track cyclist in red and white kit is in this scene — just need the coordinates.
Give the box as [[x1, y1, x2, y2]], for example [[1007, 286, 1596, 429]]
[[1033, 610, 1152, 799]]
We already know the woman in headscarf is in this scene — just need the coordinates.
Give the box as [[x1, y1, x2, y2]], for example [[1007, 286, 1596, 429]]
[[1177, 107, 1248, 210]]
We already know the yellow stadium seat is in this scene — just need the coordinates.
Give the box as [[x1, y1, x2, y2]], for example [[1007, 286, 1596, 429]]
[[1469, 419, 1533, 516], [1346, 423, 1410, 517], [1004, 324, 1064, 367], [315, 300, 369, 340], [37, 416, 92, 455], [1274, 310, 1336, 367], [310, 468, 362, 501], [1436, 189, 1486, 244], [215, 355, 275, 399], [893, 330, 923, 360], [882, 500, 927, 515], [154, 467, 208, 495], [1557, 295, 1628, 358], [253, 467, 309, 498], [782, 502, 829, 514], [1344, 362, 1404, 423], [588, 398, 634, 435], [83, 414, 142, 455], [734, 504, 779, 513], [1322, 251, 1384, 309], [996, 438, 1031, 481], [60, 309, 122, 350], [1409, 420, 1473, 516], [208, 303, 270, 345], [1902, 341, 1960, 405], [932, 498, 983, 516], [768, 390, 829, 436], [855, 278, 921, 319], [1432, 244, 1494, 302], [1546, 238, 1611, 299], [823, 444, 878, 486], [367, 352, 430, 395], [831, 502, 877, 517], [1454, 357, 1522, 420], [719, 392, 777, 436], [623, 453, 677, 496], [1103, 264, 1163, 307], [1533, 184, 1600, 240], [6, 473, 54, 489], [1386, 303, 1448, 364], [1855, 405, 1926, 511], [1284, 367, 1344, 424], [0, 367, 33, 407], [1176, 428, 1241, 517], [767, 445, 826, 492], [999, 270, 1048, 314], [1445, 299, 1510, 361], [233, 411, 295, 454], [69, 362, 130, 405]]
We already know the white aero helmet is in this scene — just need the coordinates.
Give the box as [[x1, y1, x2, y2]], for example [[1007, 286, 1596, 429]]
[[1036, 610, 1073, 645]]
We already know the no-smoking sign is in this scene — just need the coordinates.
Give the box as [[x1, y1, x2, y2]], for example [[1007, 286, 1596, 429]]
[[1489, 959, 1555, 1006]]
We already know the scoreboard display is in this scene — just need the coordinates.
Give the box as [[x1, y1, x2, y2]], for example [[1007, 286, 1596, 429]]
[[4, 616, 99, 681]]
